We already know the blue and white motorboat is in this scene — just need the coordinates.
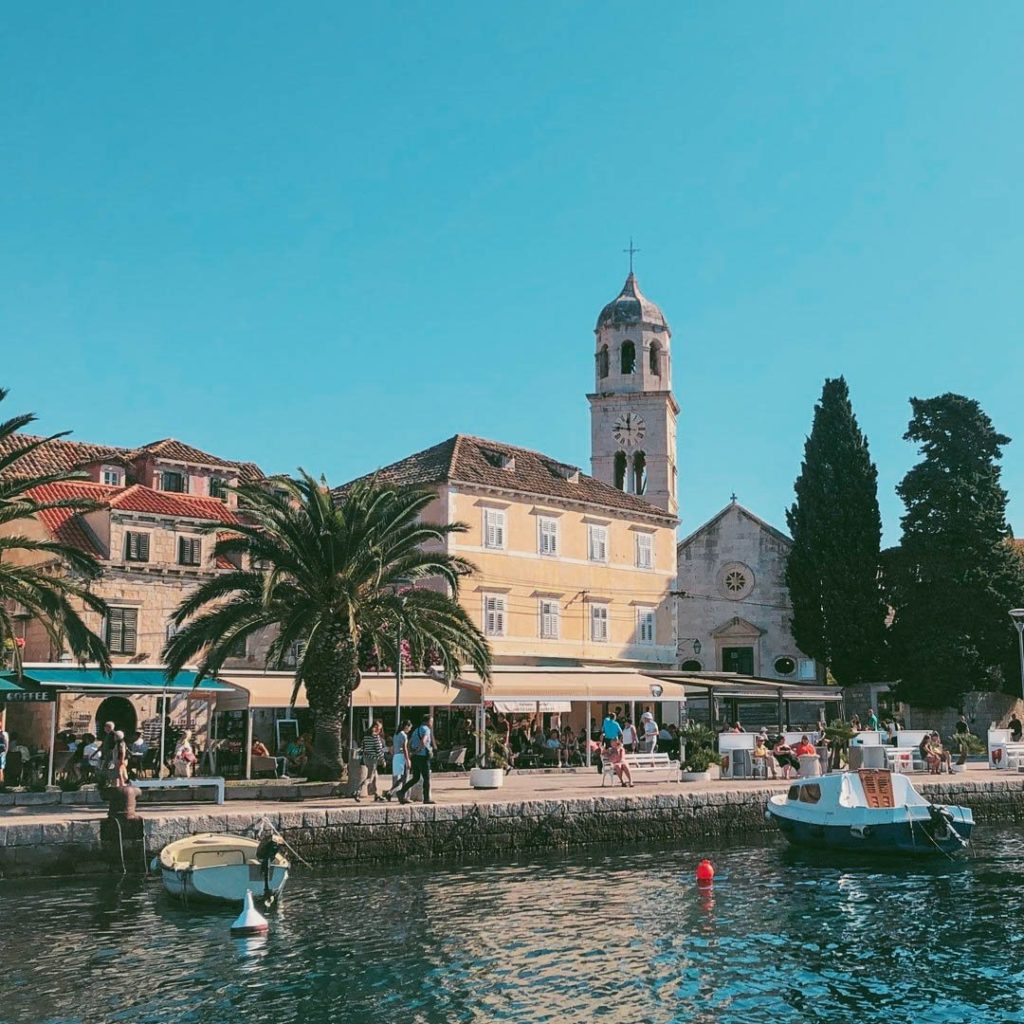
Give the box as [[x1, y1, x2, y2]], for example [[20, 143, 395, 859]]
[[766, 769, 973, 856]]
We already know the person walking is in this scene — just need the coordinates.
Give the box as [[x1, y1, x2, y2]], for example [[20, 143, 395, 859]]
[[640, 712, 658, 754], [384, 720, 412, 800], [98, 720, 117, 784], [397, 714, 435, 805], [355, 720, 387, 802], [601, 712, 622, 748]]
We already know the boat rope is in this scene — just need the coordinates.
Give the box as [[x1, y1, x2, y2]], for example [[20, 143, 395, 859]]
[[253, 815, 312, 868], [112, 818, 127, 875]]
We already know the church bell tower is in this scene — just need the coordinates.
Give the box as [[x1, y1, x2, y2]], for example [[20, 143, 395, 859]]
[[587, 268, 679, 516]]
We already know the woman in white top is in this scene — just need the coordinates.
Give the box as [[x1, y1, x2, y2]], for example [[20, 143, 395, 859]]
[[620, 719, 638, 753], [173, 730, 198, 778]]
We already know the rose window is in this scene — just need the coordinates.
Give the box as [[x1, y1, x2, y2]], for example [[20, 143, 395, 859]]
[[724, 570, 747, 594], [719, 562, 754, 600]]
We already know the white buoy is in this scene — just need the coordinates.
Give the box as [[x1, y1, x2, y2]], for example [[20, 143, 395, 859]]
[[230, 890, 269, 936]]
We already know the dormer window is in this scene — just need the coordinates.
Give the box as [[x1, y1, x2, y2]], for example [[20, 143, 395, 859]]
[[160, 470, 187, 493], [101, 465, 123, 487], [209, 477, 228, 501]]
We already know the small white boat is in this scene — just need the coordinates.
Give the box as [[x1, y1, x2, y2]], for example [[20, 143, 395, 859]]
[[766, 769, 973, 856], [159, 832, 290, 903]]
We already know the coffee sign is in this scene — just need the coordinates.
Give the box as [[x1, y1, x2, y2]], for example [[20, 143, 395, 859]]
[[0, 689, 55, 703]]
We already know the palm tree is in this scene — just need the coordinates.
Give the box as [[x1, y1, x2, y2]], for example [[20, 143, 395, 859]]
[[163, 473, 491, 780], [0, 388, 111, 672]]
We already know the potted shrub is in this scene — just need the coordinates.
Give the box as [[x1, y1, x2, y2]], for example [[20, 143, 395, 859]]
[[678, 724, 721, 782], [948, 732, 984, 772], [470, 728, 507, 789]]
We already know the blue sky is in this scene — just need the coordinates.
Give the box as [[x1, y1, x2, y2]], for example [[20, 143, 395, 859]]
[[2, 3, 1022, 543]]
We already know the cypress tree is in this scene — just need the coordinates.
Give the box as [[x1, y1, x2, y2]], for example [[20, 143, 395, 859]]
[[785, 377, 886, 685], [887, 393, 1024, 707]]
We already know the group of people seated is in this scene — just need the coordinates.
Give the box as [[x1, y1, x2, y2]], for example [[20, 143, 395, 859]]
[[250, 733, 313, 777]]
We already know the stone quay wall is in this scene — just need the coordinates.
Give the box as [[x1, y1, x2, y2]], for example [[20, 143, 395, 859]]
[[3, 777, 1024, 879]]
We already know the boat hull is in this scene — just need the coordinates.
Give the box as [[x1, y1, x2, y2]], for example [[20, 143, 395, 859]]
[[767, 806, 973, 856], [158, 832, 290, 903], [161, 863, 289, 903]]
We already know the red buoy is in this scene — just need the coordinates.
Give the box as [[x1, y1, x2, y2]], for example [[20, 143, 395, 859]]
[[695, 859, 715, 884]]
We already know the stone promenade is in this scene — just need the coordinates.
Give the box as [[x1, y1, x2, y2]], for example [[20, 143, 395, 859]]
[[1, 766, 1021, 878]]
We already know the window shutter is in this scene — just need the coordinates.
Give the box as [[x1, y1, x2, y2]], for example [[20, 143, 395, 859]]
[[539, 517, 557, 555], [106, 611, 121, 651], [589, 525, 607, 562], [637, 607, 655, 644], [139, 533, 150, 561], [485, 509, 505, 549], [485, 595, 505, 636], [123, 609, 138, 653], [591, 604, 608, 642], [636, 533, 653, 569]]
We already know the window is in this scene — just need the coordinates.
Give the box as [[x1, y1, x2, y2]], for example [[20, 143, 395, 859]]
[[587, 524, 608, 562], [632, 451, 647, 495], [649, 341, 661, 377], [227, 634, 247, 658], [620, 340, 636, 374], [681, 659, 702, 672], [160, 470, 187, 493], [178, 537, 202, 566], [209, 477, 228, 500], [285, 640, 306, 667], [598, 345, 609, 379], [101, 465, 123, 486], [484, 594, 506, 637], [636, 606, 656, 645], [720, 562, 755, 601], [538, 516, 558, 557], [774, 656, 796, 676], [539, 599, 560, 640], [483, 508, 506, 550], [106, 608, 138, 654], [590, 603, 609, 642], [165, 621, 179, 642], [798, 658, 817, 681], [635, 532, 653, 569], [613, 451, 627, 491], [124, 531, 150, 562]]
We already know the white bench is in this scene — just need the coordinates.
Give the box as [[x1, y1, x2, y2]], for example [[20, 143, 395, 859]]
[[601, 752, 679, 787], [134, 776, 225, 805]]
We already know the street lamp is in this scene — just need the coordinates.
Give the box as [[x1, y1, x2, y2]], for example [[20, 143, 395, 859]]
[[1010, 609, 1024, 702]]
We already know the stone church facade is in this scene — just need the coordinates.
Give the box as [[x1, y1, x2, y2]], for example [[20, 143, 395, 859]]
[[675, 500, 819, 681]]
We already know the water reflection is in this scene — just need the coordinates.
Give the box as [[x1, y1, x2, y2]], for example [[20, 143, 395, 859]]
[[3, 830, 1024, 1023]]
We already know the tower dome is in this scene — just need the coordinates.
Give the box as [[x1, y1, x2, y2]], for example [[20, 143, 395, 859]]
[[595, 273, 669, 331]]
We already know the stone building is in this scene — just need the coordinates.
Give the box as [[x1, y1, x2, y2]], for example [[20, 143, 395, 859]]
[[0, 434, 274, 745], [675, 498, 820, 682], [340, 433, 679, 672]]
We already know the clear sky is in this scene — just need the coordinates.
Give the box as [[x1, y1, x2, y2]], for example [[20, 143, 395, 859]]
[[2, 3, 1022, 544]]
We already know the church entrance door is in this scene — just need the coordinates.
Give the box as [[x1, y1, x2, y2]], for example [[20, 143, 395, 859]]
[[722, 646, 754, 675]]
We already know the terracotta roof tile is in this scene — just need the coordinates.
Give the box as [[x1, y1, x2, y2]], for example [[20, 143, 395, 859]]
[[0, 433, 264, 482], [24, 481, 116, 556], [338, 434, 676, 522], [108, 484, 242, 523]]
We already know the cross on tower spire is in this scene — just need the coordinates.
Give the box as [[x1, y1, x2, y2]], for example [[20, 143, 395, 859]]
[[623, 237, 640, 274]]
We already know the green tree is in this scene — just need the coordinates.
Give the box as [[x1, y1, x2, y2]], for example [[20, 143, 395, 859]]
[[785, 377, 886, 684], [886, 394, 1024, 707], [163, 474, 491, 780], [0, 388, 111, 671]]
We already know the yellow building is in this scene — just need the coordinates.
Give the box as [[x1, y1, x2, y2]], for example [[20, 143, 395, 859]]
[[350, 433, 678, 670]]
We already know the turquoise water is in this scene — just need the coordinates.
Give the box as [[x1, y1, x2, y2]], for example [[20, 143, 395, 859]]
[[5, 828, 1024, 1024]]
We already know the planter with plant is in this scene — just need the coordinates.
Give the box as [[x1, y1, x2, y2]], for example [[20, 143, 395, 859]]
[[470, 728, 508, 789], [822, 720, 856, 771], [678, 724, 721, 782], [948, 731, 985, 770]]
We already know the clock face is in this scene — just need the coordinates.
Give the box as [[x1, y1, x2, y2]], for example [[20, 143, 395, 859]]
[[613, 412, 646, 448]]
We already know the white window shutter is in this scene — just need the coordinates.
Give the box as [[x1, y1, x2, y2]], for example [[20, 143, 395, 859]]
[[636, 533, 653, 569]]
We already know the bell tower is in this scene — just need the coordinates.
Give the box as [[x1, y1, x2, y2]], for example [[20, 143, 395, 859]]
[[587, 269, 678, 516]]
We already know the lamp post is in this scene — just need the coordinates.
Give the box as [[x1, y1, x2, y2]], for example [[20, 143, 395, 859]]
[[393, 580, 411, 736], [1010, 609, 1024, 702]]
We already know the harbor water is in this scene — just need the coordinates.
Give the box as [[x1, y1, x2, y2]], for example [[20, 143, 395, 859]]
[[6, 827, 1024, 1024]]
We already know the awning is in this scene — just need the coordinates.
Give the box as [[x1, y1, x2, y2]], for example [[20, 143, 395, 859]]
[[493, 700, 572, 714], [646, 670, 844, 702], [14, 665, 232, 695], [213, 671, 477, 712], [0, 675, 57, 703], [453, 668, 689, 704]]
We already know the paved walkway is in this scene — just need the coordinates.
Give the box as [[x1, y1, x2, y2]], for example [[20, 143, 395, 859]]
[[0, 763, 1011, 831]]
